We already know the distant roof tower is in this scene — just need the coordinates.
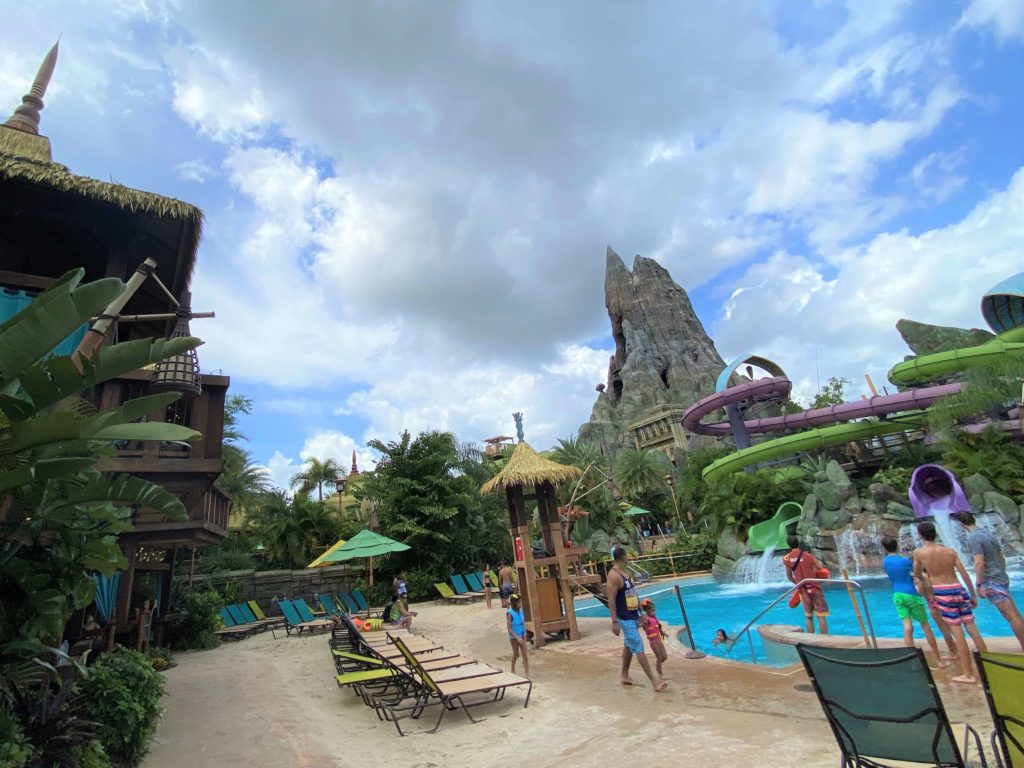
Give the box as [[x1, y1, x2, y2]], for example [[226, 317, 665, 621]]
[[349, 450, 360, 476], [4, 40, 58, 135]]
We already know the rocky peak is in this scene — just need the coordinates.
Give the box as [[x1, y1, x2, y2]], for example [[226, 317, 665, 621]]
[[578, 247, 725, 457], [896, 318, 994, 357]]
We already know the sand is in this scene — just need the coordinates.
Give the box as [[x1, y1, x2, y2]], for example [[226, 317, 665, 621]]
[[143, 599, 1001, 768]]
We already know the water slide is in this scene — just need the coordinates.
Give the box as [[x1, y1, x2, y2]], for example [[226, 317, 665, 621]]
[[686, 326, 1024, 484], [746, 501, 802, 553]]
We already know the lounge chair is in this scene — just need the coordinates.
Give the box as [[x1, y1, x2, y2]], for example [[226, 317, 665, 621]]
[[351, 589, 384, 615], [488, 570, 500, 589], [375, 636, 532, 735], [798, 644, 986, 768], [277, 599, 332, 636], [293, 597, 330, 623], [975, 651, 1024, 768], [450, 574, 484, 600], [433, 583, 471, 604], [319, 595, 343, 616], [464, 573, 487, 592], [241, 601, 285, 629], [216, 607, 255, 641], [226, 603, 273, 632], [338, 592, 361, 614]]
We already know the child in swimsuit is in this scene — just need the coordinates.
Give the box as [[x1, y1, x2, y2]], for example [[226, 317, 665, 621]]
[[506, 594, 530, 678], [640, 599, 668, 675]]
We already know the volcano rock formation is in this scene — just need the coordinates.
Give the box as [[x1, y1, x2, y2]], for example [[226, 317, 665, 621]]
[[578, 248, 725, 458]]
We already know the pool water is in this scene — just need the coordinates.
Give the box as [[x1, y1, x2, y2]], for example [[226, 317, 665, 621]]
[[574, 574, 1024, 667]]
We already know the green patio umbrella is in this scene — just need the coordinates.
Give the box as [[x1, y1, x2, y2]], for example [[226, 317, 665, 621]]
[[622, 505, 651, 517], [316, 529, 410, 587]]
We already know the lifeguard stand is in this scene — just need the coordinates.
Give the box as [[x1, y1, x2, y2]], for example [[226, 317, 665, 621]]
[[481, 442, 600, 647]]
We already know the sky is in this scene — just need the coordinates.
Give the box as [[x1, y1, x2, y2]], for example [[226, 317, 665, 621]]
[[2, 0, 1022, 489]]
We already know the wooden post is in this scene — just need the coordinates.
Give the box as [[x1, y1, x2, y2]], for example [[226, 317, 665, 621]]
[[669, 549, 676, 576], [840, 568, 870, 647]]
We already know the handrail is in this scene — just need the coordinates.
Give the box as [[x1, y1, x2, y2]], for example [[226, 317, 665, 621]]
[[725, 577, 878, 664], [626, 562, 650, 583]]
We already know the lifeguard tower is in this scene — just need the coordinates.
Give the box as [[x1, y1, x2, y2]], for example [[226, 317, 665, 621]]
[[481, 441, 601, 647]]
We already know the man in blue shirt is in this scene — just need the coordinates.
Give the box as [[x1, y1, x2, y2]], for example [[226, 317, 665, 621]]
[[882, 536, 948, 668]]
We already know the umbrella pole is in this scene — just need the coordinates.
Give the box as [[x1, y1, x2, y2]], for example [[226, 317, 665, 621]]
[[368, 556, 373, 588]]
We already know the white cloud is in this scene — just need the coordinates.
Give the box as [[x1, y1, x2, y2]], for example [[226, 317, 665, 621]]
[[713, 166, 1024, 403], [176, 158, 214, 182], [170, 45, 270, 141], [909, 150, 966, 203], [956, 0, 1024, 42]]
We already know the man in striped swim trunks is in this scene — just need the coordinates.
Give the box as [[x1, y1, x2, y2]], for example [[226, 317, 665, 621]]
[[912, 521, 988, 683]]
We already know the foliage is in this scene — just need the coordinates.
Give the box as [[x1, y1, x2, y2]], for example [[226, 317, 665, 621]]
[[673, 445, 731, 520], [166, 590, 222, 651], [0, 269, 198, 665], [927, 356, 1024, 432], [395, 569, 438, 603], [868, 465, 915, 495], [290, 457, 345, 503], [808, 376, 852, 409], [358, 431, 508, 574], [247, 491, 342, 570], [672, 530, 717, 570], [698, 468, 803, 535], [0, 673, 97, 768], [143, 646, 173, 672], [79, 648, 164, 766], [215, 394, 270, 525], [613, 448, 672, 511], [0, 703, 32, 768], [70, 740, 112, 768], [938, 427, 1024, 501]]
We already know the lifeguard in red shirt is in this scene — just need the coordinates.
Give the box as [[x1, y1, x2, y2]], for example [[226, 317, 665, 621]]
[[782, 535, 830, 635]]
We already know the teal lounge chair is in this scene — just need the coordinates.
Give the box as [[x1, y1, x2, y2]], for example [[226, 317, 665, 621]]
[[240, 602, 285, 629], [278, 599, 332, 636], [226, 603, 270, 632], [338, 592, 361, 614], [319, 595, 342, 616], [798, 644, 986, 768], [450, 574, 483, 599], [351, 589, 383, 614], [464, 573, 486, 592], [216, 607, 253, 641], [293, 597, 326, 623]]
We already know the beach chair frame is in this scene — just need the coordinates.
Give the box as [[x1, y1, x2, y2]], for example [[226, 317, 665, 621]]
[[798, 644, 986, 768], [975, 651, 1024, 768]]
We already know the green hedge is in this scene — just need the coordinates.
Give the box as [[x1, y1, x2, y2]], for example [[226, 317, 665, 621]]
[[166, 590, 223, 651]]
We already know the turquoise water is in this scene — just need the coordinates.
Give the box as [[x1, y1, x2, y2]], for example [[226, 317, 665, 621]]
[[574, 574, 1024, 667]]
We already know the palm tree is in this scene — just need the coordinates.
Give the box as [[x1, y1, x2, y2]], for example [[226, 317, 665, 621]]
[[290, 457, 345, 502], [614, 448, 671, 503], [549, 434, 607, 473], [216, 444, 272, 524], [250, 491, 342, 569]]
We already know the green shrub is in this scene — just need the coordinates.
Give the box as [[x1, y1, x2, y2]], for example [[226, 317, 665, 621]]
[[71, 740, 113, 768], [870, 466, 914, 495], [166, 590, 223, 651], [80, 649, 165, 766], [0, 706, 31, 768]]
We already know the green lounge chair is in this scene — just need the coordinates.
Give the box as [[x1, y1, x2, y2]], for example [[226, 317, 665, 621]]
[[433, 583, 471, 604], [488, 570, 500, 589], [450, 574, 483, 599], [376, 637, 532, 736], [798, 644, 986, 768], [976, 651, 1024, 768]]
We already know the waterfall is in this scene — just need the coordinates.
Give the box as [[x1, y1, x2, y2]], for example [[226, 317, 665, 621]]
[[931, 508, 972, 566], [837, 527, 884, 576], [730, 550, 788, 585]]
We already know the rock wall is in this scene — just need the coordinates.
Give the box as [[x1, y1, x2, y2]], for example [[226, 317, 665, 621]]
[[187, 564, 361, 607], [578, 247, 725, 458], [715, 460, 1024, 580]]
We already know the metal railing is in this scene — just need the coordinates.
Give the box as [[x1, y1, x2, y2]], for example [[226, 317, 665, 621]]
[[725, 577, 878, 664]]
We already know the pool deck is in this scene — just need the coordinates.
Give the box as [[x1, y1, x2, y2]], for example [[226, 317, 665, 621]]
[[143, 598, 1009, 768]]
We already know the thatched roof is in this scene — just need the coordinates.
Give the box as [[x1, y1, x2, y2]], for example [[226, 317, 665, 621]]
[[480, 441, 583, 494]]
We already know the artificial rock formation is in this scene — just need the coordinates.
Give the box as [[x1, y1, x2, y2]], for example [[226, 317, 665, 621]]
[[578, 247, 725, 457], [896, 318, 994, 357]]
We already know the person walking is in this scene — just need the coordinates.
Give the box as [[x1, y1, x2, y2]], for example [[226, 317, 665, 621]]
[[956, 511, 1024, 651], [912, 521, 988, 683], [881, 536, 948, 667], [482, 563, 493, 609], [506, 593, 530, 678], [606, 547, 667, 692], [782, 535, 830, 635], [498, 561, 516, 609]]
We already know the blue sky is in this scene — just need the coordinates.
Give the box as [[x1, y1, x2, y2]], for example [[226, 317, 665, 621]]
[[2, 0, 1022, 488]]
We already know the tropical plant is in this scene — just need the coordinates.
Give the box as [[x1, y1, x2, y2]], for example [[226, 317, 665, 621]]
[[672, 444, 730, 523], [938, 427, 1024, 501], [698, 468, 803, 536], [79, 648, 165, 766], [927, 356, 1024, 432], [248, 491, 342, 569], [0, 269, 199, 662], [809, 376, 852, 409], [289, 457, 344, 502], [613, 448, 672, 509], [0, 673, 99, 768], [165, 589, 223, 651]]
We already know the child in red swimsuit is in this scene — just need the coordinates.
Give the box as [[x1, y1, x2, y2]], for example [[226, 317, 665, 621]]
[[640, 599, 668, 675]]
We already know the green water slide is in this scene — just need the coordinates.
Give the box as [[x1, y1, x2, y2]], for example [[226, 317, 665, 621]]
[[888, 326, 1024, 386], [747, 501, 803, 553]]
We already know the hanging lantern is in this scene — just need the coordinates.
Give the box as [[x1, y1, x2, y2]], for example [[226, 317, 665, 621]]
[[150, 290, 201, 398]]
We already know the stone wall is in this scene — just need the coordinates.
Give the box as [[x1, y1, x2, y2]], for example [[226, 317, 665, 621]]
[[187, 564, 361, 608]]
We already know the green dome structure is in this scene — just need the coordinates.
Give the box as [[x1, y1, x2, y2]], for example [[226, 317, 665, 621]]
[[981, 272, 1024, 333]]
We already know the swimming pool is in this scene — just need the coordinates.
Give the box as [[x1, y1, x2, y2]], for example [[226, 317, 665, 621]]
[[574, 573, 1024, 667]]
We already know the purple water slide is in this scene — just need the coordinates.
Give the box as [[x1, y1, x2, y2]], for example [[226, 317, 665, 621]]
[[682, 377, 963, 437]]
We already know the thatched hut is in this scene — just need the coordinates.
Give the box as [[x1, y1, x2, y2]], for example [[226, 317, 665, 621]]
[[482, 442, 599, 646]]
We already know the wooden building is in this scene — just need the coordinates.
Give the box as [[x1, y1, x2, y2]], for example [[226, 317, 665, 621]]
[[481, 442, 601, 648], [0, 43, 230, 644]]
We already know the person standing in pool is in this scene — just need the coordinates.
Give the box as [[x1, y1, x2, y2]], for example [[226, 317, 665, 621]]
[[881, 536, 948, 667], [606, 547, 667, 692], [956, 511, 1024, 651], [912, 521, 987, 683]]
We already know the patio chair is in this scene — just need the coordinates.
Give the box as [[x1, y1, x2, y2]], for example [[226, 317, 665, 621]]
[[464, 573, 487, 592], [277, 599, 332, 636], [226, 604, 271, 632], [450, 574, 484, 599], [351, 589, 385, 615], [375, 636, 532, 736], [338, 592, 361, 614], [293, 597, 330, 624], [215, 607, 254, 641], [797, 644, 987, 768], [433, 583, 470, 604], [242, 601, 285, 629], [319, 595, 343, 617], [975, 651, 1024, 768], [488, 570, 500, 589]]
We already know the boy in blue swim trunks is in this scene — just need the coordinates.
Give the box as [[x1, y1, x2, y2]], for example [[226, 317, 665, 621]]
[[606, 547, 667, 692], [882, 536, 947, 668]]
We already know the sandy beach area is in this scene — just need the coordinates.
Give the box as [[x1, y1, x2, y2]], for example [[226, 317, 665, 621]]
[[144, 598, 1003, 768]]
